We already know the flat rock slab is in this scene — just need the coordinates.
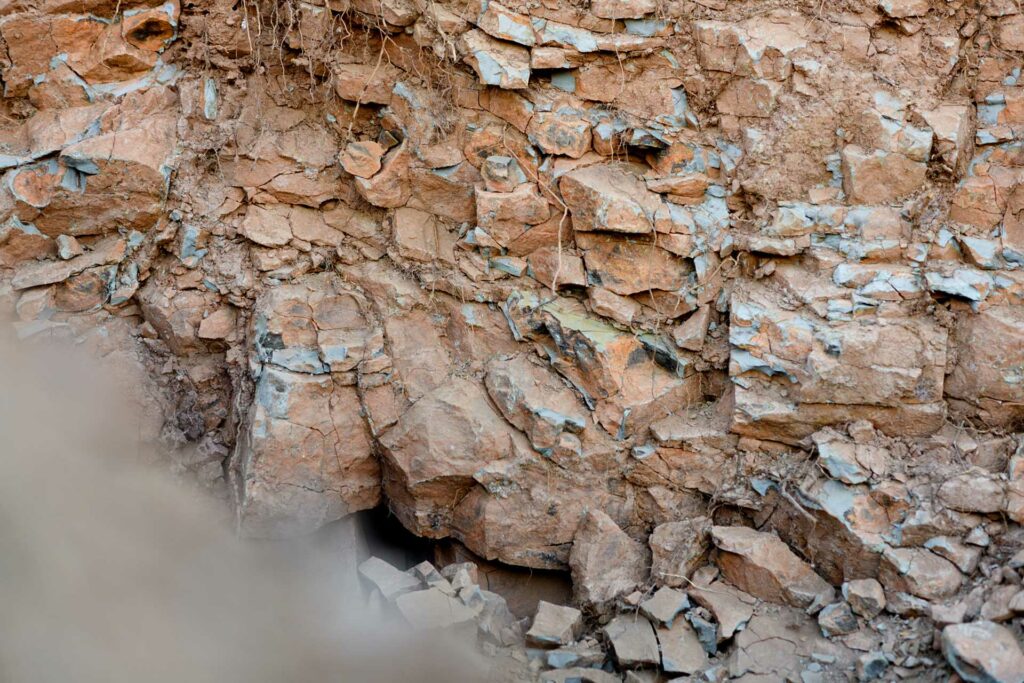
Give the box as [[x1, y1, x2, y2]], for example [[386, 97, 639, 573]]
[[711, 525, 835, 609], [687, 579, 756, 640], [527, 600, 583, 647], [658, 619, 709, 674], [604, 615, 660, 667], [640, 586, 689, 627], [394, 587, 478, 631], [358, 556, 422, 600]]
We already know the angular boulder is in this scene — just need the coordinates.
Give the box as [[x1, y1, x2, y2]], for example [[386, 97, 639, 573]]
[[569, 509, 649, 609], [711, 525, 835, 609]]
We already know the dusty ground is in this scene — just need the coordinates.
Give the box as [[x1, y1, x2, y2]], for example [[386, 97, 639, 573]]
[[1, 0, 1023, 678]]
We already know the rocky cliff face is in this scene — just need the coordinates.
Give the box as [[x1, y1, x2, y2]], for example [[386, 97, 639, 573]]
[[3, 0, 1024, 677]]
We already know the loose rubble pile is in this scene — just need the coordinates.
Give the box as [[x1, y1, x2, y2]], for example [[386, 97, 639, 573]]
[[2, 0, 1024, 678]]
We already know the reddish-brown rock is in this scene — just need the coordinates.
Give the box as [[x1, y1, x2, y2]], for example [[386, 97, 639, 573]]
[[711, 525, 835, 609]]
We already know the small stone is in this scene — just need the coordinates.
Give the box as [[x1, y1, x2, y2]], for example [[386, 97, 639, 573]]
[[460, 585, 523, 646], [841, 144, 927, 204], [965, 526, 991, 547], [843, 579, 886, 619], [931, 600, 969, 626], [687, 611, 718, 655], [197, 305, 236, 340], [938, 470, 1007, 514], [569, 509, 649, 610], [1009, 590, 1024, 614], [879, 547, 963, 601], [639, 586, 690, 626], [526, 601, 583, 647], [847, 420, 875, 444], [333, 63, 400, 104], [55, 234, 83, 260], [441, 561, 479, 589], [357, 556, 423, 600], [481, 155, 527, 193], [411, 560, 454, 594], [476, 0, 535, 45], [942, 621, 1024, 683], [687, 579, 756, 641], [673, 305, 711, 351], [588, 287, 641, 326], [591, 0, 656, 19], [560, 164, 660, 234], [528, 246, 587, 290], [657, 619, 709, 675], [980, 585, 1019, 622], [878, 0, 930, 18], [817, 602, 858, 637], [544, 639, 605, 669], [856, 651, 889, 681], [460, 29, 531, 90], [603, 615, 660, 667], [527, 109, 592, 159], [924, 536, 982, 574], [340, 140, 385, 178]]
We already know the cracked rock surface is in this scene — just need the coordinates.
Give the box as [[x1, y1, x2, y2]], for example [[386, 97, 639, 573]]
[[3, 0, 1024, 678]]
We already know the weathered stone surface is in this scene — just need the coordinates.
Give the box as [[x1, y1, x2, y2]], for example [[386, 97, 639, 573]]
[[946, 306, 1024, 428], [658, 619, 708, 674], [340, 140, 385, 178], [730, 281, 948, 443], [577, 232, 690, 296], [460, 29, 530, 89], [603, 615, 660, 667], [11, 236, 124, 290], [358, 556, 422, 599], [650, 517, 711, 587], [392, 207, 456, 263], [237, 276, 382, 536], [528, 109, 592, 159], [9, 3, 1024, 674], [591, 0, 656, 19], [475, 182, 550, 245], [477, 0, 535, 46], [728, 607, 853, 679], [560, 164, 661, 234], [673, 305, 711, 351], [841, 145, 927, 204], [527, 600, 583, 647], [938, 470, 1007, 514], [569, 509, 649, 609], [843, 579, 885, 619], [817, 602, 858, 636], [639, 586, 689, 627], [484, 354, 587, 452], [879, 547, 963, 601], [379, 378, 519, 538], [687, 579, 756, 641], [711, 526, 835, 609], [395, 587, 479, 632], [942, 621, 1024, 683]]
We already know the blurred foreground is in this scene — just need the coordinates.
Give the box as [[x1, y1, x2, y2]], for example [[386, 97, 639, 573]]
[[0, 339, 485, 683]]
